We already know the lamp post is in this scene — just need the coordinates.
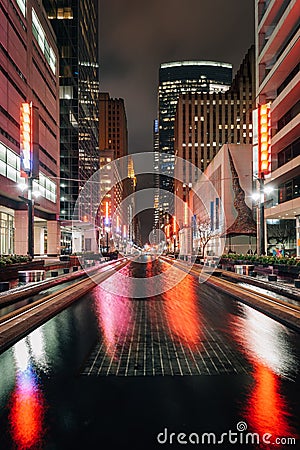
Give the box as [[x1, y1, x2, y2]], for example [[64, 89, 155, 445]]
[[19, 102, 39, 259], [253, 102, 271, 256], [105, 226, 109, 253], [27, 177, 34, 258], [252, 175, 274, 255], [258, 173, 265, 255]]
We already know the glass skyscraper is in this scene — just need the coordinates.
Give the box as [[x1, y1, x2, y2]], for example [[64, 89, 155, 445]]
[[43, 0, 99, 222], [156, 60, 232, 223]]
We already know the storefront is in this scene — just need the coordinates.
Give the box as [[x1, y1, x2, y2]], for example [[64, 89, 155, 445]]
[[0, 208, 14, 255]]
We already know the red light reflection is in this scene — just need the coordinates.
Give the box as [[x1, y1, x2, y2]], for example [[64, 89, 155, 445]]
[[94, 286, 131, 357], [9, 367, 45, 449], [246, 362, 294, 442], [230, 310, 298, 443], [163, 274, 202, 349]]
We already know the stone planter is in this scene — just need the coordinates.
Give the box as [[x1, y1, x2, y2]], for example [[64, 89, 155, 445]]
[[0, 260, 44, 282], [59, 255, 70, 262], [268, 274, 277, 282]]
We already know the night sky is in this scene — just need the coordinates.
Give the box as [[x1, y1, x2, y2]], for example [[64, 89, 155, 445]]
[[100, 0, 255, 153]]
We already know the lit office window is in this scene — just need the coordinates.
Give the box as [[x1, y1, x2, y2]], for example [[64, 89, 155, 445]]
[[59, 86, 73, 99], [0, 142, 56, 203], [32, 9, 56, 74], [16, 0, 26, 16], [57, 7, 73, 19]]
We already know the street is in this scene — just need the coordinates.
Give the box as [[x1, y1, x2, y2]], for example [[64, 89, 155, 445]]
[[0, 257, 299, 449]]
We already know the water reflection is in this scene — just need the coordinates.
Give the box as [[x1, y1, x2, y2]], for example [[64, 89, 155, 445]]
[[94, 285, 132, 358], [163, 272, 202, 349], [230, 304, 299, 444], [9, 339, 46, 449], [231, 304, 298, 378], [246, 362, 294, 444]]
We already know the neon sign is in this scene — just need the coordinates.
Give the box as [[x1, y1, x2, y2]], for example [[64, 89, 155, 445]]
[[20, 102, 32, 177], [258, 103, 271, 177]]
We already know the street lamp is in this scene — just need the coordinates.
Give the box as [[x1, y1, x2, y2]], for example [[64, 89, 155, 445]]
[[252, 179, 273, 255], [258, 174, 266, 255], [105, 226, 110, 253], [19, 102, 39, 258], [252, 102, 272, 256]]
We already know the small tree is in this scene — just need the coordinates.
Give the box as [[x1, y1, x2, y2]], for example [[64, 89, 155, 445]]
[[197, 218, 217, 257]]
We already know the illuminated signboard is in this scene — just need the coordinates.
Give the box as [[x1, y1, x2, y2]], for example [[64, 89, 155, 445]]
[[258, 103, 271, 177], [165, 224, 170, 239], [173, 215, 177, 235], [20, 102, 32, 177], [184, 202, 188, 226], [252, 108, 259, 178], [104, 201, 110, 225]]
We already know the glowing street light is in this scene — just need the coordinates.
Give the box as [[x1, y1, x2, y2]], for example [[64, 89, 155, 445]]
[[19, 102, 39, 258]]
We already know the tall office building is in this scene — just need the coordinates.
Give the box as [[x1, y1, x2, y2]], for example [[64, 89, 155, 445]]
[[99, 93, 128, 217], [174, 47, 255, 230], [0, 0, 60, 255], [99, 93, 129, 249], [254, 0, 300, 256], [156, 61, 232, 225], [99, 93, 128, 160], [175, 47, 255, 174], [159, 61, 232, 156], [43, 0, 99, 227], [153, 119, 160, 227]]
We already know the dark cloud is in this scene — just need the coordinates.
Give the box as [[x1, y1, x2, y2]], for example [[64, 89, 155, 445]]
[[100, 0, 254, 152]]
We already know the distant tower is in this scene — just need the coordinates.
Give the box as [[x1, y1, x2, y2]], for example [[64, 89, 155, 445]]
[[43, 0, 100, 222], [175, 46, 255, 175], [174, 47, 255, 229], [99, 93, 128, 241], [156, 60, 232, 222]]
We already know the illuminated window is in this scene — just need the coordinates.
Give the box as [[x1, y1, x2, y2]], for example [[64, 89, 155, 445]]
[[32, 9, 56, 74], [57, 7, 73, 19], [59, 86, 73, 99], [0, 142, 56, 202], [16, 0, 26, 16]]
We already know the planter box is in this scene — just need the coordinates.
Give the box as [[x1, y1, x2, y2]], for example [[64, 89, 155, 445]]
[[0, 260, 45, 282], [268, 274, 277, 282], [59, 255, 70, 262]]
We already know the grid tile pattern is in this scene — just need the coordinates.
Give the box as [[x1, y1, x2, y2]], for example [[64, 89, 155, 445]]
[[81, 299, 250, 377]]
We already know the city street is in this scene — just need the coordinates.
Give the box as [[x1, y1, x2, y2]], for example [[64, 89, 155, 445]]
[[1, 0, 300, 448], [0, 258, 299, 449]]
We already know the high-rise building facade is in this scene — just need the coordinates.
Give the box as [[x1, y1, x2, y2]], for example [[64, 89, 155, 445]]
[[156, 61, 232, 225], [0, 0, 60, 255], [255, 0, 300, 256], [99, 93, 128, 161], [99, 93, 128, 248], [43, 0, 99, 223], [174, 47, 255, 232], [158, 61, 232, 157], [175, 47, 255, 174]]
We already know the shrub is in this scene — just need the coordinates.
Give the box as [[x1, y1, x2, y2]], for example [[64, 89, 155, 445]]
[[0, 255, 31, 267], [221, 254, 299, 267]]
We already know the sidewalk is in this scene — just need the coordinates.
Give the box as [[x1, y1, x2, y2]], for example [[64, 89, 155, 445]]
[[219, 268, 300, 302]]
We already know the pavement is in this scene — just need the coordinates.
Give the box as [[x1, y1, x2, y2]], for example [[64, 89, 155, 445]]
[[219, 268, 300, 302]]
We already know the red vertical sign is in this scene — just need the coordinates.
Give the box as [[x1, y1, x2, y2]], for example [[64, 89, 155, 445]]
[[20, 102, 32, 177], [258, 103, 271, 177]]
